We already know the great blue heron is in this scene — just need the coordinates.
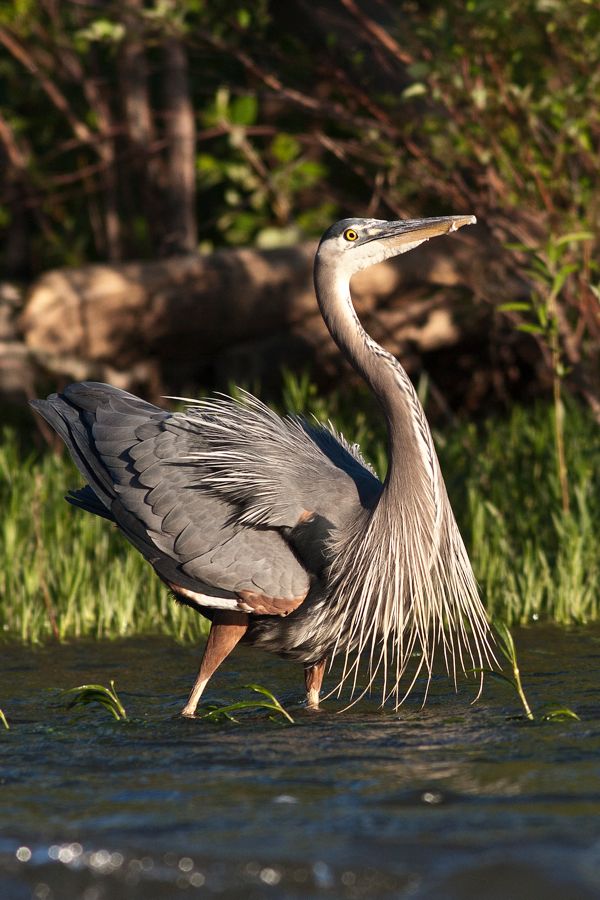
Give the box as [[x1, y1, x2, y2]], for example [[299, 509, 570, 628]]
[[32, 215, 494, 716]]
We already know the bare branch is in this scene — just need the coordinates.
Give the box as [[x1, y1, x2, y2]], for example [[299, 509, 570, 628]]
[[0, 26, 95, 146], [338, 0, 413, 66], [0, 112, 28, 170]]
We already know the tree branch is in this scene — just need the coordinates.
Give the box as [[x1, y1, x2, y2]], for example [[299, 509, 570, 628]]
[[0, 26, 95, 146]]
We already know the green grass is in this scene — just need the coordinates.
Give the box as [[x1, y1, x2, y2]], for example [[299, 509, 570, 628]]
[[441, 404, 599, 625], [0, 381, 598, 642]]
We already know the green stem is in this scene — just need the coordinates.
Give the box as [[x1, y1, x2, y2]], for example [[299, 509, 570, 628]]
[[553, 368, 569, 514], [548, 293, 569, 514], [512, 664, 534, 720]]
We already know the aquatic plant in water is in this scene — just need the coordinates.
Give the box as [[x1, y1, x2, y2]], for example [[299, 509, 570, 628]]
[[63, 680, 127, 721], [198, 684, 295, 725], [479, 622, 579, 722]]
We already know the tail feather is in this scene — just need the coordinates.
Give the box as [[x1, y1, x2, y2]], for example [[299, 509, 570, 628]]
[[67, 486, 114, 521], [30, 394, 114, 510]]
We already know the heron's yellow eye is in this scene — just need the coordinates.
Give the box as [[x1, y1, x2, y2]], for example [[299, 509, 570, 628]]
[[343, 228, 358, 242]]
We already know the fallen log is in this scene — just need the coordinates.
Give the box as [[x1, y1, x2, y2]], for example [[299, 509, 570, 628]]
[[20, 225, 518, 403]]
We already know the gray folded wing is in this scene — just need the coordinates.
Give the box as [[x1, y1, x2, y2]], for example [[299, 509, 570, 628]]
[[31, 383, 309, 608], [31, 382, 382, 614]]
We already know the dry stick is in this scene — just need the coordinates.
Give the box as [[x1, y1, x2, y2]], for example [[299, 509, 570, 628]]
[[0, 25, 122, 258], [198, 27, 468, 216], [0, 27, 95, 146], [1, 140, 168, 205], [524, 146, 555, 215], [483, 52, 519, 117], [0, 111, 57, 252], [338, 0, 414, 66], [38, 127, 125, 165], [322, 60, 399, 128], [0, 112, 28, 169], [316, 132, 405, 218], [198, 31, 396, 137]]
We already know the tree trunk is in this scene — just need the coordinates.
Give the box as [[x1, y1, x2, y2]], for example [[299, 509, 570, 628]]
[[161, 36, 197, 255], [117, 0, 164, 254], [83, 49, 122, 261]]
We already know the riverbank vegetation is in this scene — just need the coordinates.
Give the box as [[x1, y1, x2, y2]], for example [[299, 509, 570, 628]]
[[1, 382, 597, 644], [0, 2, 598, 643], [1, 1, 598, 420]]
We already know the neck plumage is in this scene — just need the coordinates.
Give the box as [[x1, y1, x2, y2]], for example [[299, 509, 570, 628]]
[[313, 254, 494, 708], [314, 257, 440, 508]]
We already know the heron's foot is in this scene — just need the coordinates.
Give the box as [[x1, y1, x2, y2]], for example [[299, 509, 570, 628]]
[[181, 704, 197, 718], [305, 689, 324, 711], [304, 657, 327, 712]]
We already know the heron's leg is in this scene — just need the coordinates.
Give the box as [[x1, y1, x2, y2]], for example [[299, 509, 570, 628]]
[[182, 611, 249, 717], [304, 657, 327, 709]]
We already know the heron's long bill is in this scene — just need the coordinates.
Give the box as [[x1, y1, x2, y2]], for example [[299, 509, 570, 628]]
[[372, 214, 476, 249]]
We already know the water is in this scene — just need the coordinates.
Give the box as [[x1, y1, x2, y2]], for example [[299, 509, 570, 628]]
[[1, 627, 599, 899]]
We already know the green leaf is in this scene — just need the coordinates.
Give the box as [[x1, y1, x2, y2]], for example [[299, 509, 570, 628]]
[[551, 263, 577, 295], [289, 159, 327, 187], [237, 9, 251, 28], [529, 257, 553, 280], [244, 683, 279, 700], [498, 302, 532, 312], [198, 684, 294, 725], [542, 707, 580, 722], [243, 684, 295, 723], [76, 18, 125, 44], [62, 680, 126, 720], [554, 232, 594, 247], [485, 670, 517, 687], [271, 133, 301, 164], [517, 323, 545, 335], [492, 620, 516, 663], [230, 95, 257, 127], [537, 304, 548, 327], [0, 709, 9, 730], [402, 83, 427, 100], [468, 667, 516, 688]]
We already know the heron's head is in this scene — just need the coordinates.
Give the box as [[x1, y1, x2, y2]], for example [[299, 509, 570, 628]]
[[316, 215, 476, 276]]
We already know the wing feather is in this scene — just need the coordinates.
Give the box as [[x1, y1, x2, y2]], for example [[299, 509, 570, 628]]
[[32, 383, 311, 611], [32, 382, 382, 617], [178, 392, 382, 530]]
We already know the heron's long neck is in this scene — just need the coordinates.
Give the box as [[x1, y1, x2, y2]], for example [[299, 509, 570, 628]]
[[314, 259, 439, 502]]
